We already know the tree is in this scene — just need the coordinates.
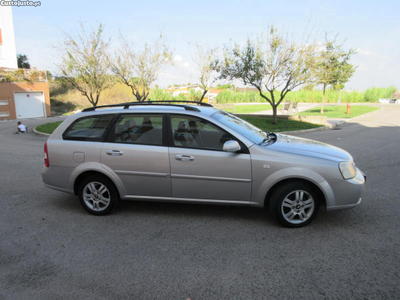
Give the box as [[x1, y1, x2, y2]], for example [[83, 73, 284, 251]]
[[57, 23, 113, 107], [217, 83, 235, 90], [191, 43, 219, 102], [302, 83, 315, 91], [187, 88, 203, 102], [315, 36, 356, 113], [46, 70, 53, 81], [111, 33, 173, 102], [17, 54, 30, 69], [216, 26, 317, 124]]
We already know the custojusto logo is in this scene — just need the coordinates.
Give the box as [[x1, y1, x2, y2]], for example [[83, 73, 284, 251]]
[[0, 0, 41, 7]]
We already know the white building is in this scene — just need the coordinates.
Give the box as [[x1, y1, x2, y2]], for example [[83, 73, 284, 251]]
[[0, 6, 18, 69]]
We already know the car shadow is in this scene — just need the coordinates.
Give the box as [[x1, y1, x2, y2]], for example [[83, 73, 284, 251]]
[[52, 194, 275, 226]]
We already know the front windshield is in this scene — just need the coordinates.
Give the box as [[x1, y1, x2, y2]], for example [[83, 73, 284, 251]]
[[211, 110, 268, 144]]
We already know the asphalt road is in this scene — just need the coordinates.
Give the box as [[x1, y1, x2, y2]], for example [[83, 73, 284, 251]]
[[0, 107, 399, 300]]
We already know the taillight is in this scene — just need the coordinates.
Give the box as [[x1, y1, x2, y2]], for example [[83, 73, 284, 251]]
[[44, 141, 49, 167]]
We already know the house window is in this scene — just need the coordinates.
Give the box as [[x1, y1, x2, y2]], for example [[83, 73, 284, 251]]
[[0, 111, 10, 117], [0, 100, 8, 105]]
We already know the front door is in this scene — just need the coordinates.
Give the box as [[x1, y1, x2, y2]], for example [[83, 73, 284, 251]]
[[168, 115, 251, 202], [101, 114, 171, 197]]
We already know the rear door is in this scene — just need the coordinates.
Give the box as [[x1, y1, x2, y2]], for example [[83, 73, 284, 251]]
[[101, 114, 171, 197], [168, 114, 252, 202]]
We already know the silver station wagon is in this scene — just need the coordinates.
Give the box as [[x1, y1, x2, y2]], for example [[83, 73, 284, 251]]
[[42, 101, 366, 227]]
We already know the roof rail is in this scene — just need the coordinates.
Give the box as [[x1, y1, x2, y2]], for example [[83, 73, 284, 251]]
[[146, 100, 213, 107], [81, 100, 213, 113]]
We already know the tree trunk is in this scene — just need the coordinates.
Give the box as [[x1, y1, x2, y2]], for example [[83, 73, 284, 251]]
[[94, 92, 100, 107], [200, 89, 208, 102], [272, 105, 278, 124], [88, 93, 96, 107], [321, 85, 326, 114]]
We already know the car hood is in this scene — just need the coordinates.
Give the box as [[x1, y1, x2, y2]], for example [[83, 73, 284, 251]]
[[267, 134, 353, 162]]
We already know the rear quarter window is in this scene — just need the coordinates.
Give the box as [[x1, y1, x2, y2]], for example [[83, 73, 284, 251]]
[[63, 114, 114, 141]]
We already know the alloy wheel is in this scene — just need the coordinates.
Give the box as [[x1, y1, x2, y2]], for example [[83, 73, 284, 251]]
[[83, 181, 111, 212], [281, 190, 315, 225]]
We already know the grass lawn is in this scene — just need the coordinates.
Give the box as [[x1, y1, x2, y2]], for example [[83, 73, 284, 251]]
[[35, 121, 63, 134], [216, 104, 282, 114], [239, 116, 323, 132], [296, 105, 380, 119], [35, 116, 322, 135]]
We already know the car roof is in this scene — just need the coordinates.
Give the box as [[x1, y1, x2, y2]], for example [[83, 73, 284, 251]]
[[74, 105, 220, 118]]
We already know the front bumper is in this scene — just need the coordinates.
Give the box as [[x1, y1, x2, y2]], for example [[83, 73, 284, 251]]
[[326, 167, 366, 211]]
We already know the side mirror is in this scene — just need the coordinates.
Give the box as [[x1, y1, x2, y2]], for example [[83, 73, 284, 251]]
[[223, 140, 241, 152]]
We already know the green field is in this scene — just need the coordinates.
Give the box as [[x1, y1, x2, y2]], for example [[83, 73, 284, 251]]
[[216, 104, 282, 114], [296, 105, 380, 119], [35, 121, 63, 134], [239, 116, 323, 132]]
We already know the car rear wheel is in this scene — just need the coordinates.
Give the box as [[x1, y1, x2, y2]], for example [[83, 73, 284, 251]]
[[78, 175, 119, 215], [269, 181, 320, 228]]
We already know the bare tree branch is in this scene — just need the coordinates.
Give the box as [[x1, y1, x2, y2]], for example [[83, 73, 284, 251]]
[[56, 22, 113, 107], [110, 33, 174, 102], [215, 25, 318, 124], [190, 42, 219, 102]]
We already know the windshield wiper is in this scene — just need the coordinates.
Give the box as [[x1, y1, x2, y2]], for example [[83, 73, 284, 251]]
[[258, 132, 271, 145], [259, 132, 276, 145]]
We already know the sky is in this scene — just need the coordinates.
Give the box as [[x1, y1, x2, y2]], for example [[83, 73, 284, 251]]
[[8, 0, 400, 91]]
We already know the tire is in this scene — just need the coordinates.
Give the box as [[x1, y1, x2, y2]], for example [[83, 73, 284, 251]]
[[78, 174, 119, 215], [269, 181, 320, 228]]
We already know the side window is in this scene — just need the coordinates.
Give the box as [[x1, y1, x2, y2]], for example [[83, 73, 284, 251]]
[[63, 114, 114, 141], [170, 115, 234, 151], [113, 114, 163, 146]]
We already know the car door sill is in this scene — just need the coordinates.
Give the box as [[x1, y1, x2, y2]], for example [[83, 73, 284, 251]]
[[171, 174, 251, 182], [122, 195, 251, 205], [115, 170, 169, 177]]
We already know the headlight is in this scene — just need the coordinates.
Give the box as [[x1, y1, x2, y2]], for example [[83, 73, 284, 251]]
[[339, 161, 357, 179]]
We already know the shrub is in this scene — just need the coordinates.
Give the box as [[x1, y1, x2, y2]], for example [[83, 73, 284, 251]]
[[215, 87, 397, 104], [363, 86, 397, 102]]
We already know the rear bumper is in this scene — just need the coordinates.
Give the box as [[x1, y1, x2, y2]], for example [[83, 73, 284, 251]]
[[43, 183, 75, 195], [42, 166, 74, 195]]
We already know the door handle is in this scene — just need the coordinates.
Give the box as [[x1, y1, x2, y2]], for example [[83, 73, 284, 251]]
[[106, 150, 123, 156], [175, 155, 194, 162]]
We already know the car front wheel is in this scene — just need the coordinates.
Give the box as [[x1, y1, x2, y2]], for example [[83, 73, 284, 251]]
[[78, 175, 119, 215], [270, 181, 320, 228]]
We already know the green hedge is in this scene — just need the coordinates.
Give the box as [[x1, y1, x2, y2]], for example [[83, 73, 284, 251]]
[[215, 86, 397, 104]]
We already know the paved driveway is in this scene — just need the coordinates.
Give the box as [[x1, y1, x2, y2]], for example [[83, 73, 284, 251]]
[[0, 108, 399, 299]]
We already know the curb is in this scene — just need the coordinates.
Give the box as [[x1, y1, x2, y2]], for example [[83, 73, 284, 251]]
[[33, 128, 51, 137], [345, 107, 382, 122], [280, 124, 334, 135], [277, 107, 383, 135]]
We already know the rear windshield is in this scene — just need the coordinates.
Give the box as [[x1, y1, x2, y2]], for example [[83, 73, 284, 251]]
[[63, 114, 114, 141]]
